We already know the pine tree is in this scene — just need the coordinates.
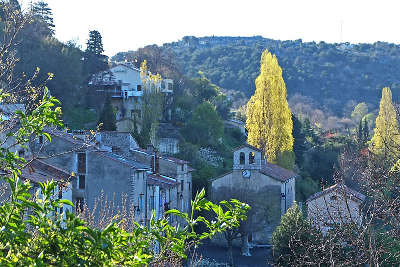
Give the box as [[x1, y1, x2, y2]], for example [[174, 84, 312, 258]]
[[86, 30, 104, 55], [246, 50, 294, 169], [363, 118, 369, 143], [32, 1, 55, 35], [371, 87, 400, 156], [84, 30, 108, 76], [98, 97, 116, 131]]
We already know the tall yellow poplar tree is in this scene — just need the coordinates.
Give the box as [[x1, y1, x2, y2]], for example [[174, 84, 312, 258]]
[[371, 87, 400, 157], [246, 50, 294, 169]]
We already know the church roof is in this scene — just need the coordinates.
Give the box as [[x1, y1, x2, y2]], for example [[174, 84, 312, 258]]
[[260, 162, 296, 182]]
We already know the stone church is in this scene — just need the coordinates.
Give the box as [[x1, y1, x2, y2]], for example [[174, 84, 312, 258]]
[[210, 144, 296, 244]]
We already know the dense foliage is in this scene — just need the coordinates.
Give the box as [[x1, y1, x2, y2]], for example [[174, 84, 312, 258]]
[[156, 36, 400, 116], [371, 87, 400, 157], [0, 90, 250, 265], [246, 50, 294, 169]]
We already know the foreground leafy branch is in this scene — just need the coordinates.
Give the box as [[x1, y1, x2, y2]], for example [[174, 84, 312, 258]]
[[0, 91, 249, 266]]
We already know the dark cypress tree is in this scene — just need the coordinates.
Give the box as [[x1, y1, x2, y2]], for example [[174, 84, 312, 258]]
[[363, 119, 369, 143], [86, 30, 104, 55], [292, 114, 306, 165], [98, 97, 116, 131], [357, 119, 363, 144], [84, 30, 108, 76], [32, 1, 55, 35]]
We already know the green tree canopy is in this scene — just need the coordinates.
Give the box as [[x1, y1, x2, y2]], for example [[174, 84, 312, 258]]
[[183, 102, 224, 147], [351, 102, 368, 122], [98, 96, 116, 131], [272, 203, 320, 266], [32, 1, 55, 36], [83, 30, 108, 76]]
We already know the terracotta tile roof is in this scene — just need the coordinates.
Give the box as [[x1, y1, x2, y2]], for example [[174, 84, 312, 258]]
[[260, 162, 296, 182], [147, 173, 178, 187], [234, 143, 263, 153], [306, 183, 366, 203], [20, 159, 71, 184]]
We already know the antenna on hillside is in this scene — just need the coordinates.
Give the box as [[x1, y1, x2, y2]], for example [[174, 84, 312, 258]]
[[340, 20, 343, 43]]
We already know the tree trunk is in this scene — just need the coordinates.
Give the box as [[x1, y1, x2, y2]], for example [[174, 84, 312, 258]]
[[241, 233, 251, 256], [227, 238, 234, 267]]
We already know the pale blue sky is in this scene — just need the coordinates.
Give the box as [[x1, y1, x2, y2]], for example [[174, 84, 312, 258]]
[[22, 0, 400, 56]]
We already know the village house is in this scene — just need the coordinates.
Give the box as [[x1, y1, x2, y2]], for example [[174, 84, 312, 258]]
[[155, 123, 181, 155], [30, 128, 192, 225], [88, 63, 174, 132], [306, 183, 365, 232], [209, 144, 296, 245], [21, 159, 74, 215]]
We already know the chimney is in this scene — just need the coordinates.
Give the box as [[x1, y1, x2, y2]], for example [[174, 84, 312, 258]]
[[147, 144, 154, 153], [155, 151, 160, 174], [151, 149, 160, 174], [151, 155, 155, 173]]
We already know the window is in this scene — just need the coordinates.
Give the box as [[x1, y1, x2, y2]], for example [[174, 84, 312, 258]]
[[137, 85, 142, 91], [139, 194, 144, 210], [330, 195, 338, 201], [188, 182, 191, 191], [181, 164, 184, 172], [181, 180, 184, 191], [78, 175, 85, 189], [77, 152, 86, 173], [38, 135, 44, 144], [150, 196, 155, 210], [239, 152, 245, 165], [249, 152, 255, 164], [76, 197, 84, 212]]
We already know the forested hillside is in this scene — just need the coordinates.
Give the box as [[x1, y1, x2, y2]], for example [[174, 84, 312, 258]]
[[155, 36, 400, 116]]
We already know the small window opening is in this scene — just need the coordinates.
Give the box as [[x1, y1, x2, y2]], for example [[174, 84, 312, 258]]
[[137, 85, 142, 91], [239, 152, 245, 165], [249, 152, 255, 164], [78, 175, 86, 189], [77, 153, 86, 173]]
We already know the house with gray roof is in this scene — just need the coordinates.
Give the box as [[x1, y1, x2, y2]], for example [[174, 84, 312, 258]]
[[306, 183, 365, 232], [31, 129, 192, 226]]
